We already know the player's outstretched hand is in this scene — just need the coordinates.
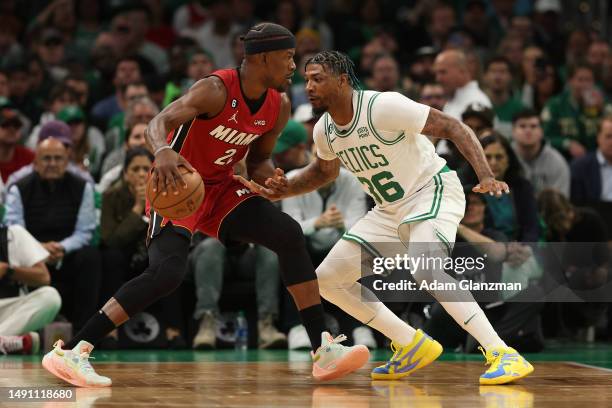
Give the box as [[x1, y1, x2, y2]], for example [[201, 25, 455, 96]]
[[473, 177, 510, 197], [152, 148, 195, 196], [233, 168, 288, 201]]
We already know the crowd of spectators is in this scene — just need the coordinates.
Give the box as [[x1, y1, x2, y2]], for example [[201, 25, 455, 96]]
[[0, 0, 611, 354]]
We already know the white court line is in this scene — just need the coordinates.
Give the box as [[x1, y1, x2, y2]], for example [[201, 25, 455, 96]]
[[567, 361, 612, 373]]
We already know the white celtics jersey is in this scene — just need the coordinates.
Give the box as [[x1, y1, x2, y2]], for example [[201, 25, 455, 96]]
[[313, 90, 447, 209]]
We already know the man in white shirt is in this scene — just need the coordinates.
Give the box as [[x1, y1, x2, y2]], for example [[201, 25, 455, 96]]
[[434, 49, 492, 119], [434, 50, 492, 155], [192, 0, 242, 69], [0, 225, 61, 354]]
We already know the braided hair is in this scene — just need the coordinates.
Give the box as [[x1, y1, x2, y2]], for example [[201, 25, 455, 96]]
[[305, 51, 361, 89]]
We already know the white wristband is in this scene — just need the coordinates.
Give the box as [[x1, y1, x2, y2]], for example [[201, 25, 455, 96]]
[[154, 145, 172, 156]]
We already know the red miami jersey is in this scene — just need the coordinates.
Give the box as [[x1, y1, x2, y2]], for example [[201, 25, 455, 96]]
[[167, 68, 281, 182], [147, 68, 282, 241]]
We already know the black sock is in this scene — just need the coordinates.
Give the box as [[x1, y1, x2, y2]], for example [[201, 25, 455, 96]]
[[65, 311, 117, 349], [299, 304, 328, 350]]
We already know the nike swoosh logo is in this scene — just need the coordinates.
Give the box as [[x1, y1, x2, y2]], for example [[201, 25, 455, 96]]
[[464, 312, 478, 325]]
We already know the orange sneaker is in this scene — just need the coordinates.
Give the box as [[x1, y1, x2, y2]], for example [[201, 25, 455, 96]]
[[311, 332, 370, 381], [42, 340, 111, 387]]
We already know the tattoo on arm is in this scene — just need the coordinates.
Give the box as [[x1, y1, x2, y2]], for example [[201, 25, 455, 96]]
[[287, 157, 340, 197], [421, 108, 494, 180]]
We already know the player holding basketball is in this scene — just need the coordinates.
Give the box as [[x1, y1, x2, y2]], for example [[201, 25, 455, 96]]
[[238, 51, 534, 385], [42, 25, 368, 387]]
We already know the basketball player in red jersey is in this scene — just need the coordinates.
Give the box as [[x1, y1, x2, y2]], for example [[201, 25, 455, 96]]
[[42, 23, 369, 387]]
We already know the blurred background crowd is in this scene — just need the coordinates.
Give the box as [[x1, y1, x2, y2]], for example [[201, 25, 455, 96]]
[[0, 0, 611, 355]]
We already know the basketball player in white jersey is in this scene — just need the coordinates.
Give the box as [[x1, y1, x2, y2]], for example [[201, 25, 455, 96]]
[[237, 51, 533, 385]]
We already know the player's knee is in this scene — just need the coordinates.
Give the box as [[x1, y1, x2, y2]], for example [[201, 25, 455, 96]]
[[315, 261, 336, 290], [316, 258, 353, 292], [149, 254, 188, 297], [267, 215, 306, 253]]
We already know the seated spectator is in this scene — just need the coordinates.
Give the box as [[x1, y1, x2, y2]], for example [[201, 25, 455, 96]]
[[453, 105, 495, 178], [98, 122, 148, 193], [104, 82, 150, 152], [110, 5, 169, 75], [586, 39, 610, 83], [531, 58, 562, 114], [434, 49, 492, 157], [419, 83, 447, 147], [100, 147, 187, 348], [57, 105, 105, 178], [0, 104, 34, 183], [7, 121, 94, 188], [31, 27, 69, 83], [164, 49, 216, 107], [369, 54, 401, 93], [91, 56, 142, 125], [542, 63, 612, 160], [462, 103, 495, 137], [434, 49, 492, 120], [570, 116, 612, 206], [104, 94, 158, 156], [483, 56, 525, 139], [519, 46, 545, 105], [538, 189, 609, 340], [189, 239, 287, 350], [5, 137, 101, 332], [419, 82, 447, 112], [5, 63, 40, 129], [511, 109, 570, 197], [281, 166, 374, 349], [271, 120, 310, 173], [480, 132, 540, 242], [24, 83, 79, 149], [190, 0, 242, 69], [183, 49, 216, 91], [63, 74, 90, 111], [0, 224, 62, 354]]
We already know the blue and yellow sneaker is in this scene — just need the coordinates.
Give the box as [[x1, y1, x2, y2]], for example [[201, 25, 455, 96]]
[[479, 346, 534, 385], [371, 329, 443, 380]]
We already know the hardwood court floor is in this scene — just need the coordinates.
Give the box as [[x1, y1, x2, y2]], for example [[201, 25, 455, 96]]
[[1, 345, 612, 407]]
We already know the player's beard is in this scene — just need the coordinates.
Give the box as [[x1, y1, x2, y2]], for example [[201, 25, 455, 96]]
[[312, 103, 328, 115]]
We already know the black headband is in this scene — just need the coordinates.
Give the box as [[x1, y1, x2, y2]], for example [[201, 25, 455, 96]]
[[243, 35, 296, 55]]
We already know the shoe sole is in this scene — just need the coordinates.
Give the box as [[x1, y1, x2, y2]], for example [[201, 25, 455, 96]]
[[313, 345, 370, 381], [479, 364, 534, 385], [42, 353, 111, 388], [370, 339, 443, 380]]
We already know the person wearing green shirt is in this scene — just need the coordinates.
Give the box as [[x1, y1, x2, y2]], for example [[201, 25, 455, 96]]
[[483, 56, 524, 139], [541, 63, 612, 160]]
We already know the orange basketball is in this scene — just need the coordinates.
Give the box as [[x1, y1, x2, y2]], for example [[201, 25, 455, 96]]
[[146, 166, 205, 220]]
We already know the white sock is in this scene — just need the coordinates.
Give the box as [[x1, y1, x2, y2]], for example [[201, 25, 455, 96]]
[[413, 258, 508, 351], [316, 240, 416, 347], [439, 301, 507, 351], [367, 305, 416, 345]]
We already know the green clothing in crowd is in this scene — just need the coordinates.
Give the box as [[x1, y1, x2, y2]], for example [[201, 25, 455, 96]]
[[541, 89, 612, 154], [493, 96, 524, 139]]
